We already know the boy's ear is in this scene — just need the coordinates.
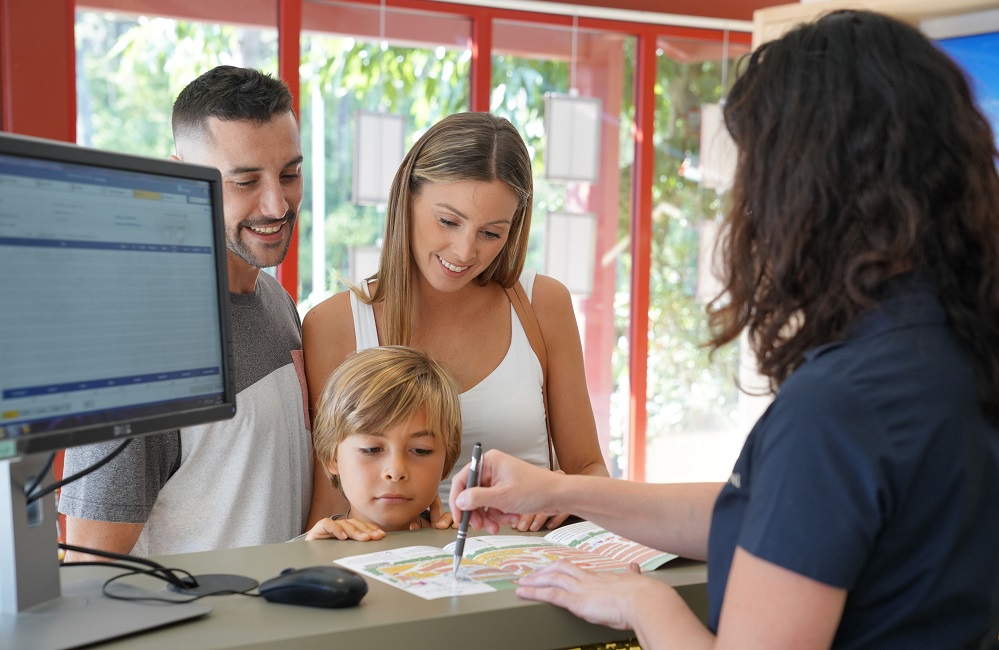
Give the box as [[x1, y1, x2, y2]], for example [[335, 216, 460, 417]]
[[327, 456, 339, 477]]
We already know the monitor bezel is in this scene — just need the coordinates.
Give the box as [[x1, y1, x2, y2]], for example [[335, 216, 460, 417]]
[[921, 7, 999, 40], [0, 131, 237, 459]]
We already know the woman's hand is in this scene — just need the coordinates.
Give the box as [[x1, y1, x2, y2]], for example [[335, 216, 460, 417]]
[[427, 510, 454, 530], [512, 512, 567, 531], [512, 470, 568, 531], [425, 494, 453, 529], [450, 449, 565, 534], [516, 561, 670, 631], [304, 517, 386, 541]]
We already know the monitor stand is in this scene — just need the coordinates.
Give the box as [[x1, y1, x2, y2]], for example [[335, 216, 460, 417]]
[[1, 456, 211, 650]]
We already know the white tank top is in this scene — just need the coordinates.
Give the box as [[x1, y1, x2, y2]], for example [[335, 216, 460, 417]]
[[349, 270, 549, 503]]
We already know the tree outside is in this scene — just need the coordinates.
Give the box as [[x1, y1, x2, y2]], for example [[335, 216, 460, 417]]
[[75, 11, 277, 157], [296, 35, 471, 309]]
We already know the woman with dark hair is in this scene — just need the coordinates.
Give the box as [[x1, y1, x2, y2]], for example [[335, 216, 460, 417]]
[[449, 11, 999, 648]]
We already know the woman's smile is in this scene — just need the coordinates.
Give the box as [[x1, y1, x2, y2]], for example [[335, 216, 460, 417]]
[[437, 254, 471, 275]]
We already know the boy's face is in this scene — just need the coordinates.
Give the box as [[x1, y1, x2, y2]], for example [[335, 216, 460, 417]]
[[329, 408, 446, 532]]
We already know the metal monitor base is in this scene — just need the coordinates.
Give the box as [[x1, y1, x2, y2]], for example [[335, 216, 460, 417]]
[[2, 457, 211, 649], [0, 578, 210, 650]]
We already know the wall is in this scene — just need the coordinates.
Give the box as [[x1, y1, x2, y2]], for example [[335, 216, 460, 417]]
[[543, 0, 787, 21]]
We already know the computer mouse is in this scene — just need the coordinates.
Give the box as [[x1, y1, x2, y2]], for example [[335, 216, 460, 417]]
[[258, 566, 368, 609]]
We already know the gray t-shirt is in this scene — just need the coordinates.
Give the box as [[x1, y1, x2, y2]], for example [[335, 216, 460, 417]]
[[59, 272, 313, 556]]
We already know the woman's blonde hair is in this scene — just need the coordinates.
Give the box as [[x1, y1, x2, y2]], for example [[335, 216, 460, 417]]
[[312, 346, 462, 487], [357, 111, 534, 345]]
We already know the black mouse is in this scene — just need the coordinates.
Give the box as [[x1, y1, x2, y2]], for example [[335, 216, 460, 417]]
[[258, 566, 368, 609]]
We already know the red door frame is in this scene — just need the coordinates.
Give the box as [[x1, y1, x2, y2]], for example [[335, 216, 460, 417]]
[[277, 0, 302, 297]]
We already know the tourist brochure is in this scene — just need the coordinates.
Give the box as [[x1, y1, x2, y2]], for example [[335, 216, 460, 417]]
[[333, 520, 678, 600]]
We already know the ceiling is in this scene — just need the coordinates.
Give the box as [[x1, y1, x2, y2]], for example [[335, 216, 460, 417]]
[[541, 0, 791, 22]]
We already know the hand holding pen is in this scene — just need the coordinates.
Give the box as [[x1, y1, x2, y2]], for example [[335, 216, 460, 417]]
[[452, 442, 482, 577], [448, 448, 563, 536]]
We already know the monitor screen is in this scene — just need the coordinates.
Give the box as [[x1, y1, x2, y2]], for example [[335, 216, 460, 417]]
[[0, 132, 236, 460], [937, 34, 999, 152], [923, 8, 999, 152]]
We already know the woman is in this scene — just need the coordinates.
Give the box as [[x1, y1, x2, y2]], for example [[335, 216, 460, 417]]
[[304, 112, 608, 531], [450, 11, 999, 648]]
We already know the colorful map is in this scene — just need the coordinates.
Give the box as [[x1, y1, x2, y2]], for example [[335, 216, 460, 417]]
[[334, 521, 677, 600]]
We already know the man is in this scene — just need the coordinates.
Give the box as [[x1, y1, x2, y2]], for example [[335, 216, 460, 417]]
[[59, 66, 313, 558]]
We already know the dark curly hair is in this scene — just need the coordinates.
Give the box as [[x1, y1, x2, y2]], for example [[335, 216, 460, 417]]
[[708, 10, 999, 420]]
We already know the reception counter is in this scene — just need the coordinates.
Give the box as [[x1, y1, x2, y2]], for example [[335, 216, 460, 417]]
[[25, 527, 708, 649]]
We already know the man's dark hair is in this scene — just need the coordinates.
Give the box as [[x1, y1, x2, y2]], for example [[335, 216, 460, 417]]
[[172, 65, 294, 142]]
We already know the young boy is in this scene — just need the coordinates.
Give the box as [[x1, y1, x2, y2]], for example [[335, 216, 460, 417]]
[[305, 346, 462, 540]]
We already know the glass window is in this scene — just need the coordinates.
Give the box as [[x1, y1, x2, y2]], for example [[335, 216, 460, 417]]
[[298, 0, 472, 308], [75, 8, 278, 157], [74, 1, 762, 484], [645, 34, 756, 482], [493, 19, 636, 475]]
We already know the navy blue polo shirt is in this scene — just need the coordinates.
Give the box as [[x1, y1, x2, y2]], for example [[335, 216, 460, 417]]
[[708, 281, 999, 647]]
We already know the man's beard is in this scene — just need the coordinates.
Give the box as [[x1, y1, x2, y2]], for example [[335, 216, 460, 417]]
[[227, 211, 298, 269]]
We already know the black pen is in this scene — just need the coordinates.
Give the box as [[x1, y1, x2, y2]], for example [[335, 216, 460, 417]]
[[452, 442, 482, 577]]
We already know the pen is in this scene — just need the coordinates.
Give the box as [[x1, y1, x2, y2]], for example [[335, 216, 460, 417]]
[[452, 442, 482, 577]]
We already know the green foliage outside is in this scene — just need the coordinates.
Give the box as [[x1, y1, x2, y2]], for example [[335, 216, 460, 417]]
[[297, 37, 470, 308], [75, 10, 742, 476], [639, 46, 741, 449], [75, 12, 277, 157], [490, 54, 574, 286]]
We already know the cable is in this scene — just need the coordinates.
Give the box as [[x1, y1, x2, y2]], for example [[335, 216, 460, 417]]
[[61, 560, 260, 604], [100, 568, 260, 603], [23, 451, 56, 500], [26, 438, 132, 505], [61, 543, 262, 601], [60, 542, 195, 589], [37, 441, 259, 603]]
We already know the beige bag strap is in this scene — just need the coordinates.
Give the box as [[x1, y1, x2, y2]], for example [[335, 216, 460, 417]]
[[504, 282, 554, 471]]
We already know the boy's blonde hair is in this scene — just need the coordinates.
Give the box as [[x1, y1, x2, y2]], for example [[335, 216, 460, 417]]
[[312, 346, 462, 487]]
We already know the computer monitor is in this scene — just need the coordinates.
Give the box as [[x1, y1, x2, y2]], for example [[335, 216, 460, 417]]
[[923, 8, 999, 152], [0, 131, 236, 647]]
